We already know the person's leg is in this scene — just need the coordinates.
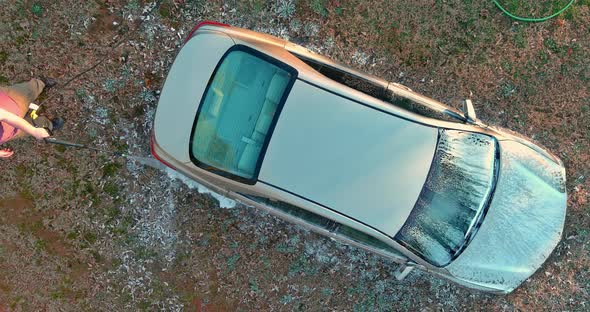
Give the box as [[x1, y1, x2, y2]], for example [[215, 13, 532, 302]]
[[0, 78, 46, 116]]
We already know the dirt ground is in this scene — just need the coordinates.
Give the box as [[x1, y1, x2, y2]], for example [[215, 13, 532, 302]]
[[0, 0, 589, 311]]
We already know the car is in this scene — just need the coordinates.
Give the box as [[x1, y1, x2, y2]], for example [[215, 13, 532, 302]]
[[150, 21, 567, 294]]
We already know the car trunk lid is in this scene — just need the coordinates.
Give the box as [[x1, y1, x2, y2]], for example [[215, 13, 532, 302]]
[[154, 30, 234, 163]]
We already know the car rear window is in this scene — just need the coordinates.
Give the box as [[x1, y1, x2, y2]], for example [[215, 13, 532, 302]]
[[190, 46, 296, 183]]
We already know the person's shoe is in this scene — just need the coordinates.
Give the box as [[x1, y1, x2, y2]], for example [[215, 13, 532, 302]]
[[39, 76, 58, 89], [0, 147, 14, 158], [51, 117, 65, 132]]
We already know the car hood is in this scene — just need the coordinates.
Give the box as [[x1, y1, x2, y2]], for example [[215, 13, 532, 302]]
[[258, 81, 438, 236], [446, 140, 567, 293]]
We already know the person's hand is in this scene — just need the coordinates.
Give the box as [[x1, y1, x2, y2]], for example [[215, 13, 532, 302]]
[[33, 127, 50, 140], [0, 147, 14, 158]]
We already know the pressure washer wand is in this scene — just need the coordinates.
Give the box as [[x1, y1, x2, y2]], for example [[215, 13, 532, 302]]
[[44, 137, 125, 157]]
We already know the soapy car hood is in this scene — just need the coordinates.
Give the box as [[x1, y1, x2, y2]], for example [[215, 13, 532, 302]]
[[445, 139, 567, 293]]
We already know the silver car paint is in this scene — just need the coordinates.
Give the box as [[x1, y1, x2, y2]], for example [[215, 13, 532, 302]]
[[259, 80, 438, 236], [152, 24, 568, 294]]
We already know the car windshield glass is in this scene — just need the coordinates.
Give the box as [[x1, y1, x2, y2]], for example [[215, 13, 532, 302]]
[[191, 48, 294, 181], [394, 130, 498, 267]]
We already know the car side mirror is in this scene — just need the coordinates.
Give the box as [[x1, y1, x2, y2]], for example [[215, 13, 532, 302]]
[[462, 99, 477, 123], [394, 263, 415, 280]]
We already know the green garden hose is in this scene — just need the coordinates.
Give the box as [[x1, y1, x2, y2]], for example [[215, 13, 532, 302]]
[[493, 0, 576, 22]]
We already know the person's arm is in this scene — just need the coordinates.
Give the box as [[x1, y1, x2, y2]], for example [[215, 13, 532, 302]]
[[0, 108, 49, 140]]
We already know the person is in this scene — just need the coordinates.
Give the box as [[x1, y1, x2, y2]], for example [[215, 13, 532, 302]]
[[0, 78, 60, 158]]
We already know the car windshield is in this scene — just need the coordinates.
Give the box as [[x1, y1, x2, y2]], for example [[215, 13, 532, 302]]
[[394, 130, 498, 267], [190, 47, 295, 181]]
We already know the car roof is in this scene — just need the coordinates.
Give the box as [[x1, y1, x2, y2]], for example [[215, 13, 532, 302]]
[[258, 79, 438, 236]]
